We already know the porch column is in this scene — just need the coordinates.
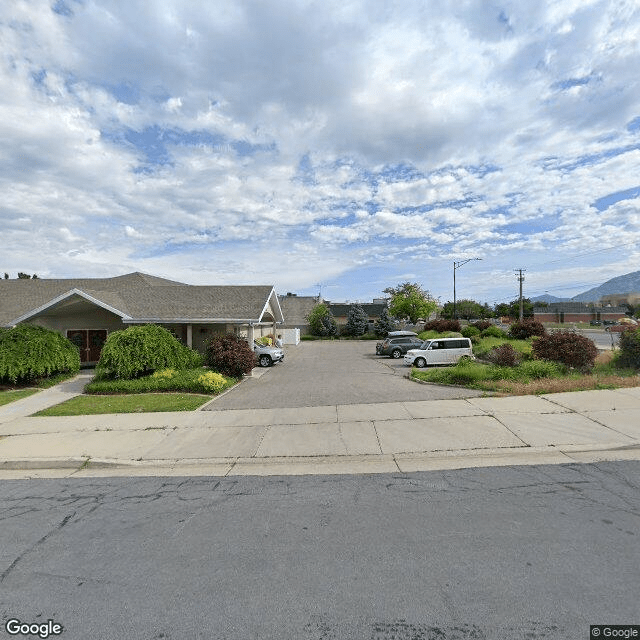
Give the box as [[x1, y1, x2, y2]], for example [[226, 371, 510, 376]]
[[186, 324, 193, 348], [247, 324, 255, 345]]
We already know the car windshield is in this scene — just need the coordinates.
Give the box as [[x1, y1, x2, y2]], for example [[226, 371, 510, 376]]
[[420, 340, 431, 349]]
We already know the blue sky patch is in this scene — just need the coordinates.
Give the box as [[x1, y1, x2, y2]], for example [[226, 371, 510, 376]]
[[593, 186, 640, 212]]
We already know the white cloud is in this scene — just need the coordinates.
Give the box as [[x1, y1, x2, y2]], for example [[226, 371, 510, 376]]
[[0, 0, 639, 302]]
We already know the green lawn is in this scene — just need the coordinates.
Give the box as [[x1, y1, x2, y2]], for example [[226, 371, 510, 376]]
[[34, 393, 213, 416], [0, 388, 40, 407]]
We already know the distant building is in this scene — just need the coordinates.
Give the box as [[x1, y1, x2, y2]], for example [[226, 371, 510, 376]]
[[600, 293, 640, 307], [328, 301, 388, 331], [277, 293, 321, 335], [534, 302, 627, 324]]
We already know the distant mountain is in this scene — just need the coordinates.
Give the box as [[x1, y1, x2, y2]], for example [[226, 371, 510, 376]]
[[571, 270, 640, 302], [531, 294, 570, 303]]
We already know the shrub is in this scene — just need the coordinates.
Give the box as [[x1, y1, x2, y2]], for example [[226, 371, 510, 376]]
[[480, 325, 508, 339], [472, 321, 492, 331], [300, 334, 319, 341], [461, 326, 480, 338], [485, 343, 521, 367], [517, 360, 564, 380], [196, 371, 229, 393], [532, 331, 598, 370], [0, 324, 80, 384], [615, 327, 640, 369], [424, 319, 461, 333], [509, 319, 546, 340], [205, 333, 257, 377], [96, 325, 202, 380], [86, 367, 235, 395]]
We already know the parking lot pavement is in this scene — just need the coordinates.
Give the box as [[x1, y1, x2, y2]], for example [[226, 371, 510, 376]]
[[204, 340, 484, 410]]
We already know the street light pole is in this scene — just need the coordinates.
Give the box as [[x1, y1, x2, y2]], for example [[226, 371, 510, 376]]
[[453, 258, 482, 320]]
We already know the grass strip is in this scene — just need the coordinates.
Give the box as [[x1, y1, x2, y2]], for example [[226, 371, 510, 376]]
[[0, 389, 40, 407], [411, 358, 640, 395], [34, 393, 212, 416]]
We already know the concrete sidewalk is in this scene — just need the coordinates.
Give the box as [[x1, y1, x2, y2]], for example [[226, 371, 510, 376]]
[[1, 373, 640, 478]]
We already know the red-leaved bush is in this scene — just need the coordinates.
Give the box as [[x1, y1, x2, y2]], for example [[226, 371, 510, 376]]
[[485, 343, 521, 367], [424, 319, 461, 332], [508, 319, 546, 340], [205, 334, 257, 377], [472, 321, 492, 331], [531, 331, 598, 371]]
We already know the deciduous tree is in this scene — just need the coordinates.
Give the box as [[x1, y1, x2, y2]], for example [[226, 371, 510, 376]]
[[383, 282, 437, 325]]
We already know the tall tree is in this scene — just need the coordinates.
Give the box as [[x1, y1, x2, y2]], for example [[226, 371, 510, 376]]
[[441, 299, 486, 320], [383, 282, 437, 325], [306, 303, 338, 337]]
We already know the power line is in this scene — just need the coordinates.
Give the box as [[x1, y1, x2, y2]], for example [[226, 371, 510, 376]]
[[529, 240, 640, 268]]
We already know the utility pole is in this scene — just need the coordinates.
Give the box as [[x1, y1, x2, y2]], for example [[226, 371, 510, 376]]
[[453, 258, 482, 319], [515, 269, 526, 321]]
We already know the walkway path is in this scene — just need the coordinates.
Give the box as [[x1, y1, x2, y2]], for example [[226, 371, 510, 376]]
[[1, 372, 639, 478]]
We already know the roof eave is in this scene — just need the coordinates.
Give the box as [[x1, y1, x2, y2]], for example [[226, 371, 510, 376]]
[[8, 288, 131, 325], [123, 318, 262, 324]]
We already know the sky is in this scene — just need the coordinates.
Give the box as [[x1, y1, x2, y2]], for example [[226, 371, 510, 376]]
[[2, 0, 640, 305]]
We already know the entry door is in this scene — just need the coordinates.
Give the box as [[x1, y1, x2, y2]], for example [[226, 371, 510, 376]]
[[67, 330, 89, 362], [67, 330, 107, 363], [88, 330, 107, 362]]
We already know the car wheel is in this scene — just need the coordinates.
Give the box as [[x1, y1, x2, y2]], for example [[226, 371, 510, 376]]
[[391, 349, 402, 359], [259, 355, 272, 367], [415, 357, 426, 368]]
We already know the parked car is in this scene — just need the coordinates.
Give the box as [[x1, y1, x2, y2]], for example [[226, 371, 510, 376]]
[[376, 335, 425, 358], [404, 337, 474, 367], [253, 341, 284, 367], [589, 320, 602, 326]]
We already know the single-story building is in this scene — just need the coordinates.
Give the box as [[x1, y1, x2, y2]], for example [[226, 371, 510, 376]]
[[0, 272, 284, 364], [328, 301, 388, 331], [533, 302, 627, 324], [277, 293, 322, 336]]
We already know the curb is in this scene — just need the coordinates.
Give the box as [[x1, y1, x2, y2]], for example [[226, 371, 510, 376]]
[[3, 442, 640, 477]]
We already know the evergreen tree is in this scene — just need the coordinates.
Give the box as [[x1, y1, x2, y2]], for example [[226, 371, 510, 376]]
[[345, 304, 369, 336], [374, 308, 396, 337]]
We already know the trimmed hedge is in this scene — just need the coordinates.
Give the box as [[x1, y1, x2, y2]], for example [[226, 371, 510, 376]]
[[0, 325, 80, 384], [96, 325, 202, 380], [85, 368, 237, 395], [532, 331, 598, 370]]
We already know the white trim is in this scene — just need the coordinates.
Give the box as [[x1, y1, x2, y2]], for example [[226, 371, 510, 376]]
[[257, 287, 285, 324], [9, 289, 131, 325], [123, 317, 260, 324]]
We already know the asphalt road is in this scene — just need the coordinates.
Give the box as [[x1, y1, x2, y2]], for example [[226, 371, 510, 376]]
[[1, 461, 638, 639], [578, 328, 620, 349], [206, 340, 483, 410]]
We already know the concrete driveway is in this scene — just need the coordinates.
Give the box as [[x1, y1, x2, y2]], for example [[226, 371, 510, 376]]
[[205, 340, 483, 410]]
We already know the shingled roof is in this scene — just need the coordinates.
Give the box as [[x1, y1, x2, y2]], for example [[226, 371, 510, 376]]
[[0, 272, 283, 326]]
